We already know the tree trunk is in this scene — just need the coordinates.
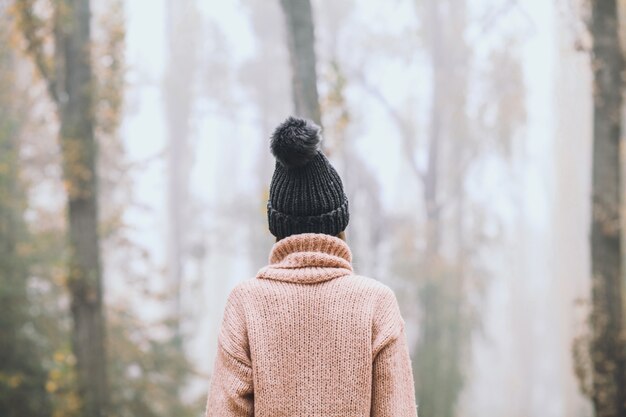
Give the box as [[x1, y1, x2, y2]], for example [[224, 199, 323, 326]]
[[421, 0, 444, 261], [590, 0, 626, 415], [279, 0, 322, 126], [412, 1, 469, 416], [164, 0, 197, 346], [57, 0, 109, 415]]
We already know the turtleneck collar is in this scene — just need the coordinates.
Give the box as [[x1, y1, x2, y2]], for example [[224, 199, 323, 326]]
[[256, 233, 353, 284]]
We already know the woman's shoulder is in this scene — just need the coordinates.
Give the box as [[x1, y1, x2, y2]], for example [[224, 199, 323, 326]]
[[224, 278, 262, 301], [340, 274, 398, 300]]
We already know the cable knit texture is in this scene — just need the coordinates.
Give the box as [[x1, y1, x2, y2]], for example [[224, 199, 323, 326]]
[[205, 233, 418, 417]]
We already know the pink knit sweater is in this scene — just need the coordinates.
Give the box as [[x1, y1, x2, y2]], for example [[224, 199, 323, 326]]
[[205, 233, 418, 416]]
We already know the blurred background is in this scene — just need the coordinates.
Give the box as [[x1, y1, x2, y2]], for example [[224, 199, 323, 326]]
[[2, 0, 626, 416]]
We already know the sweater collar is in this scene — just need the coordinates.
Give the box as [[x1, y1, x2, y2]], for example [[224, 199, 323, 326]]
[[256, 233, 353, 284]]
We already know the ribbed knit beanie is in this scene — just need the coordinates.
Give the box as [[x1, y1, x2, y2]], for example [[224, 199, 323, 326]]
[[267, 116, 349, 239]]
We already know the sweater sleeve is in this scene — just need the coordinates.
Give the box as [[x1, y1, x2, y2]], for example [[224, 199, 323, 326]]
[[205, 287, 254, 417], [371, 288, 418, 417]]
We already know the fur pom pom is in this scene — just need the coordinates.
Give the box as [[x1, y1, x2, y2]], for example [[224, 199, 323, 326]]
[[270, 116, 321, 168]]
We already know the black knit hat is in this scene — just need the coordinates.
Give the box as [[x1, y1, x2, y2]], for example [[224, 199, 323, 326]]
[[267, 116, 349, 239]]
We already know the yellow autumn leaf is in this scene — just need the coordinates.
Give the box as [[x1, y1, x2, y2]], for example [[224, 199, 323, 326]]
[[53, 350, 65, 363], [45, 380, 57, 393]]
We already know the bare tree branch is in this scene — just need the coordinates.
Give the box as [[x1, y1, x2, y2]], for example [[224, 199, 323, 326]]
[[352, 72, 426, 183], [15, 0, 60, 104], [477, 0, 516, 34]]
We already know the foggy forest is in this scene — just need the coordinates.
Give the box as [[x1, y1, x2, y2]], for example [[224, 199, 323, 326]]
[[1, 0, 626, 416]]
